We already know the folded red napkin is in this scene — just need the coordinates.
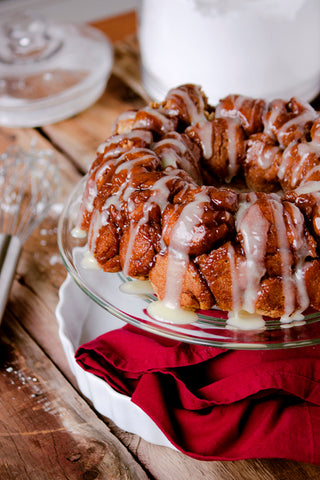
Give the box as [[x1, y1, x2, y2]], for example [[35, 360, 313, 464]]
[[75, 325, 320, 464]]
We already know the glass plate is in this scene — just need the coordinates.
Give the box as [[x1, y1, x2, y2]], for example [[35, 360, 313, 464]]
[[57, 177, 320, 349]]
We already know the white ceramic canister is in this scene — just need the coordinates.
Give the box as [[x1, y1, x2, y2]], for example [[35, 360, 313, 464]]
[[139, 0, 320, 104]]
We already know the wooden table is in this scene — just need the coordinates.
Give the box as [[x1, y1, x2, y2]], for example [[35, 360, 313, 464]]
[[0, 10, 320, 479]]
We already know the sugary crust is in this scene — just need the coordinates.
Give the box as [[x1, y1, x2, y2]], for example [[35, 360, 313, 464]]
[[215, 94, 267, 136], [186, 117, 246, 182], [149, 251, 214, 311], [244, 133, 282, 192]]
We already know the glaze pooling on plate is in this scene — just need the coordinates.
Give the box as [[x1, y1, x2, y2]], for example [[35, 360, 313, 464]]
[[58, 181, 320, 349]]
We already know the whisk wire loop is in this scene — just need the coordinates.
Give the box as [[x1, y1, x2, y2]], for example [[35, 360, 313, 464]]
[[0, 145, 60, 242], [0, 154, 30, 237], [0, 145, 60, 324]]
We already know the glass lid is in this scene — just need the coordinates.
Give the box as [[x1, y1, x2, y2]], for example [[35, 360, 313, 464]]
[[0, 12, 113, 127], [57, 178, 320, 350]]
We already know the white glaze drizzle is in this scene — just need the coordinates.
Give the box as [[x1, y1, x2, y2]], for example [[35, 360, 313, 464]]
[[228, 193, 312, 325], [294, 180, 320, 194], [85, 147, 152, 215], [147, 300, 198, 324], [233, 94, 248, 116], [193, 121, 213, 159], [278, 142, 320, 188], [290, 144, 312, 188], [215, 94, 247, 121], [71, 226, 87, 239], [82, 174, 97, 214], [227, 243, 241, 312], [162, 191, 210, 311], [227, 194, 269, 330], [256, 143, 279, 170], [293, 144, 316, 187], [111, 110, 137, 132], [167, 87, 206, 124], [154, 133, 202, 183], [277, 145, 292, 181], [232, 194, 258, 313], [97, 130, 152, 156], [114, 148, 157, 173], [225, 118, 239, 182], [263, 103, 281, 139], [87, 176, 133, 254], [271, 200, 295, 319], [227, 310, 265, 330], [303, 165, 320, 183], [271, 199, 312, 322], [122, 201, 154, 276], [142, 106, 176, 132], [278, 107, 317, 137], [87, 208, 107, 254], [154, 134, 188, 168], [81, 250, 100, 270], [119, 279, 154, 295], [155, 134, 187, 155], [283, 202, 311, 321], [119, 171, 181, 275], [238, 201, 268, 313], [158, 149, 179, 168], [264, 102, 317, 145], [81, 132, 153, 217]]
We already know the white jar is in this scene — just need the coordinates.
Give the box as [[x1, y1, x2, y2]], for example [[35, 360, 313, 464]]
[[139, 0, 320, 104]]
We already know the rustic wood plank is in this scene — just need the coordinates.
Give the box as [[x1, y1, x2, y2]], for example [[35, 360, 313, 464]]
[[112, 36, 152, 104], [41, 75, 146, 173], [0, 313, 150, 479], [0, 127, 77, 199], [41, 31, 151, 171], [0, 127, 80, 380], [109, 423, 320, 480], [0, 126, 112, 391], [92, 11, 152, 102], [91, 11, 138, 44]]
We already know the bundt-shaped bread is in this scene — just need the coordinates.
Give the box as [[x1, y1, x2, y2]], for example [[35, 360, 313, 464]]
[[76, 84, 320, 324]]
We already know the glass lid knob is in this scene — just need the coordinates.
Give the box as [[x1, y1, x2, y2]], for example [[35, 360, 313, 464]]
[[0, 12, 62, 64]]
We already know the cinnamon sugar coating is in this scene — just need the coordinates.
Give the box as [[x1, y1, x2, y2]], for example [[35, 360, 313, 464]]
[[149, 251, 214, 311], [186, 117, 246, 182], [263, 97, 317, 148], [244, 133, 282, 192], [78, 84, 320, 320], [215, 94, 267, 136]]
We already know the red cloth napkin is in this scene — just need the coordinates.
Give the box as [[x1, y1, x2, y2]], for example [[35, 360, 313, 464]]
[[75, 325, 320, 464]]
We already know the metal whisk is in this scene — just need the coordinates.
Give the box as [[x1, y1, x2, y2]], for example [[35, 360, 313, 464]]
[[0, 145, 60, 324]]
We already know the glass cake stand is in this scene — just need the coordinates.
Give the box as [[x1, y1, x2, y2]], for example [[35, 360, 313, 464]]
[[57, 178, 320, 350]]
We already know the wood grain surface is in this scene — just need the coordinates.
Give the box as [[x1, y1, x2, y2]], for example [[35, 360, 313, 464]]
[[0, 9, 319, 480]]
